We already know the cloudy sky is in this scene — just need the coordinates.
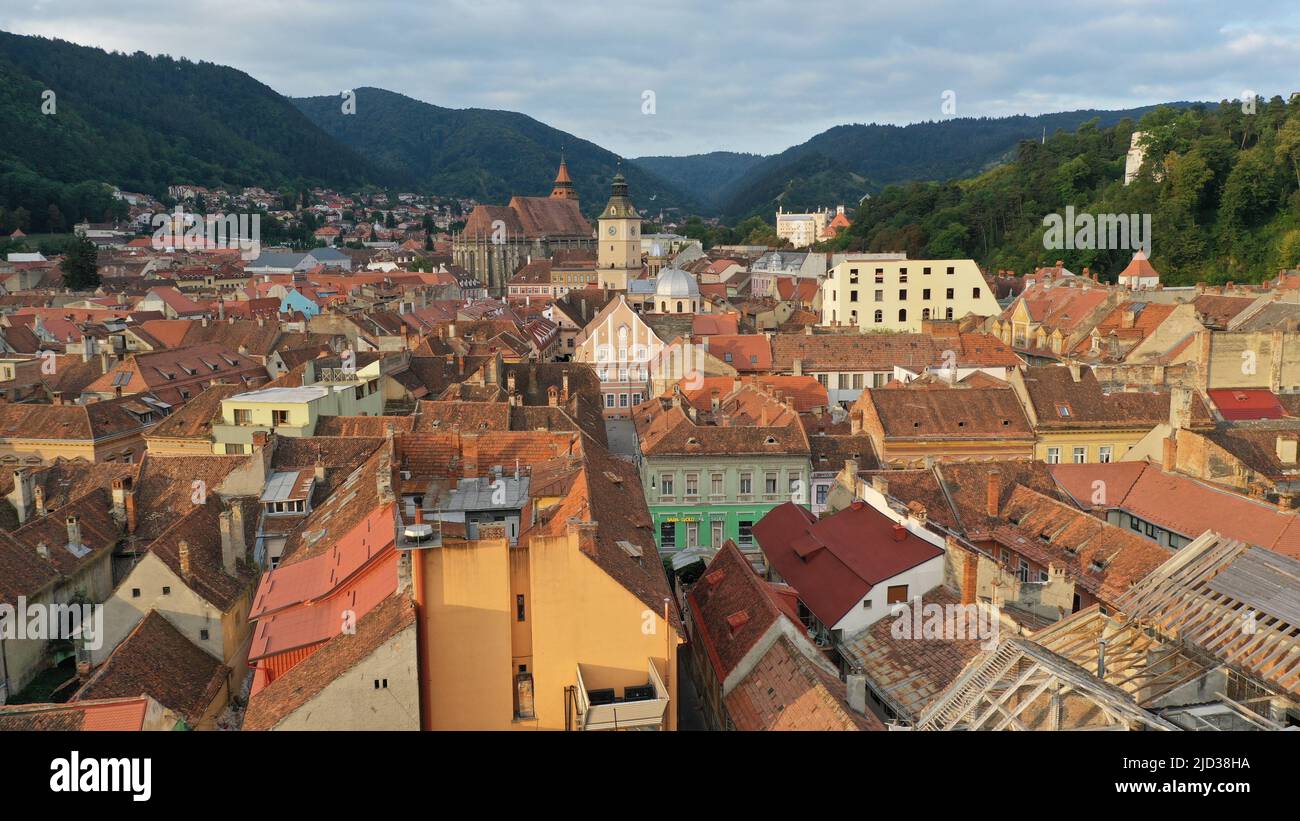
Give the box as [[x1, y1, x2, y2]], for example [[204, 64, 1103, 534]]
[[4, 0, 1299, 157]]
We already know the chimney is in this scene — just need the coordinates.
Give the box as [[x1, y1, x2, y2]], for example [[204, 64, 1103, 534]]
[[792, 358, 803, 377], [10, 468, 34, 524], [986, 470, 1001, 518], [891, 523, 907, 542], [1277, 435, 1298, 465], [1097, 637, 1107, 679], [66, 514, 82, 549], [33, 486, 46, 518], [1168, 385, 1192, 431], [219, 506, 246, 575], [569, 518, 599, 558], [960, 543, 978, 606], [110, 477, 133, 527], [1161, 435, 1178, 472], [547, 385, 559, 406], [178, 539, 192, 579], [845, 673, 868, 715], [36, 542, 49, 560], [314, 460, 327, 482], [561, 370, 570, 401], [1067, 363, 1081, 382]]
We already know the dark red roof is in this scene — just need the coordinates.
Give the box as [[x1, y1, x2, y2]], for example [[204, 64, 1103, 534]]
[[1207, 388, 1287, 421], [754, 501, 943, 627]]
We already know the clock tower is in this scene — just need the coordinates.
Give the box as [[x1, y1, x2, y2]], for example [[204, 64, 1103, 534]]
[[597, 165, 642, 290]]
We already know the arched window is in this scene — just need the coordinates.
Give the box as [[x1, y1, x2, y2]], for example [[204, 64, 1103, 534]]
[[677, 301, 683, 313], [661, 301, 667, 312], [873, 310, 883, 323], [898, 308, 907, 322], [945, 307, 953, 319], [922, 308, 931, 320]]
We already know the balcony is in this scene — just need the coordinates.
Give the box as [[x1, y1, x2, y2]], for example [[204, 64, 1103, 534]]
[[574, 660, 670, 731]]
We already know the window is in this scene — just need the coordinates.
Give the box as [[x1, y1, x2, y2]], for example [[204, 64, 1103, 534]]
[[272, 409, 290, 426], [1017, 559, 1030, 583], [711, 473, 724, 496], [1130, 517, 1142, 532], [886, 585, 909, 604], [233, 408, 252, 425], [922, 288, 931, 300], [162, 586, 171, 596], [849, 269, 859, 284], [899, 268, 908, 282], [660, 521, 676, 548], [1046, 447, 1061, 464], [946, 266, 955, 275], [922, 308, 931, 320], [1098, 445, 1113, 463], [1056, 403, 1071, 417], [945, 307, 953, 319], [898, 289, 907, 301], [685, 474, 699, 497], [619, 393, 629, 407], [660, 474, 674, 496], [874, 269, 884, 283], [516, 594, 526, 621], [945, 288, 954, 299], [373, 679, 389, 690], [838, 373, 851, 390], [815, 484, 829, 505], [764, 473, 778, 495], [131, 588, 140, 598], [199, 629, 210, 641], [874, 290, 883, 302], [852, 373, 864, 389], [605, 394, 615, 408], [973, 287, 981, 299], [923, 267, 932, 275], [788, 471, 800, 495], [898, 308, 907, 322], [738, 520, 754, 546], [874, 310, 883, 323], [1073, 447, 1087, 464], [850, 290, 858, 302], [739, 473, 752, 495]]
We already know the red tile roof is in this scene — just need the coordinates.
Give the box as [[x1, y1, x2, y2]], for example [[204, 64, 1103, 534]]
[[755, 501, 943, 627], [1207, 388, 1287, 421]]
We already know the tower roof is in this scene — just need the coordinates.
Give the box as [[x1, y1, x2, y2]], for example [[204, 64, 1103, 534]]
[[549, 156, 578, 202], [600, 162, 639, 220]]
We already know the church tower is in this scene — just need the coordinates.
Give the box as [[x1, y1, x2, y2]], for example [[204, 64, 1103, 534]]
[[550, 155, 578, 203], [597, 164, 642, 290]]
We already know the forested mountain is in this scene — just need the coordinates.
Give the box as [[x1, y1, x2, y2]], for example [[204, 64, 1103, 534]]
[[294, 88, 701, 217], [826, 99, 1300, 284], [630, 151, 766, 207], [716, 105, 1196, 221], [0, 31, 384, 233]]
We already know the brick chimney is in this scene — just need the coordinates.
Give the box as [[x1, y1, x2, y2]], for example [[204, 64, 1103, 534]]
[[891, 523, 907, 542], [1161, 435, 1178, 472], [986, 470, 1001, 518], [111, 477, 135, 531], [33, 485, 46, 518], [569, 518, 599, 557], [219, 506, 246, 576], [65, 514, 82, 549], [961, 545, 978, 606], [9, 468, 34, 524], [178, 540, 192, 579]]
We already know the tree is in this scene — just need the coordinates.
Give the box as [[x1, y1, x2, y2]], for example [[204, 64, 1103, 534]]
[[60, 235, 100, 290]]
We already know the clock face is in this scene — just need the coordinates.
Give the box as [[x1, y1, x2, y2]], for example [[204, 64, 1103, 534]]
[[608, 226, 617, 236]]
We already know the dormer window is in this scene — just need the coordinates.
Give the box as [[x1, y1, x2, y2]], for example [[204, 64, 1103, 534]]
[[1056, 403, 1071, 417]]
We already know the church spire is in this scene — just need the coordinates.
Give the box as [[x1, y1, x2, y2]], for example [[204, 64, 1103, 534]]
[[550, 152, 578, 202]]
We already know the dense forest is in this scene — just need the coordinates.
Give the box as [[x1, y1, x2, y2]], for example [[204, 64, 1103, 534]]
[[822, 99, 1300, 284], [714, 105, 1192, 221], [293, 87, 700, 217], [0, 31, 384, 233], [630, 151, 766, 208]]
